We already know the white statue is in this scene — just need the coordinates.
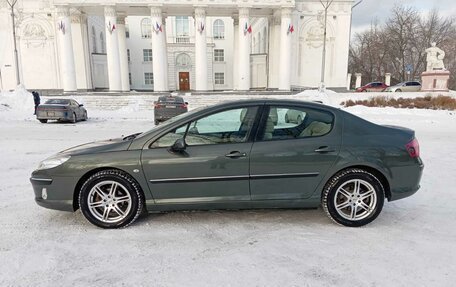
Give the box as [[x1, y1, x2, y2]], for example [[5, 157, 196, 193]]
[[425, 42, 446, 71]]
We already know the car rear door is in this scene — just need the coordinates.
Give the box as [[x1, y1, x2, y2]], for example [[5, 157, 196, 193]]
[[249, 104, 341, 200], [141, 105, 261, 204]]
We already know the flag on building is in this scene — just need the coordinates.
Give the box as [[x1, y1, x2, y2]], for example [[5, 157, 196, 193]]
[[287, 24, 294, 34]]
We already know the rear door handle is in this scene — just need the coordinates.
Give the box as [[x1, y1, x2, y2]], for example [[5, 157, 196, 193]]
[[225, 151, 247, 158], [314, 146, 335, 153]]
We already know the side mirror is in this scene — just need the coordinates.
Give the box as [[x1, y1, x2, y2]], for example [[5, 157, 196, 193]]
[[185, 102, 188, 105], [79, 104, 84, 107], [171, 138, 186, 152]]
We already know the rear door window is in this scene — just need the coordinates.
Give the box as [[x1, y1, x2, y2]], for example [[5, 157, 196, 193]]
[[258, 106, 334, 141]]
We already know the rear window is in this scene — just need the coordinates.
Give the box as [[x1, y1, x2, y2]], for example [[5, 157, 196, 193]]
[[45, 99, 70, 105], [158, 96, 184, 103]]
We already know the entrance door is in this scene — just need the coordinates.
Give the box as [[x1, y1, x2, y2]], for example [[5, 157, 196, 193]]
[[179, 72, 190, 91]]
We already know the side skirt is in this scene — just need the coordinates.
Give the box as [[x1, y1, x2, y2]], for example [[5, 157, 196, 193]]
[[145, 199, 320, 213]]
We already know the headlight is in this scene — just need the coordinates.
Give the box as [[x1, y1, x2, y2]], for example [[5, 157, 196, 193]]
[[37, 155, 71, 170]]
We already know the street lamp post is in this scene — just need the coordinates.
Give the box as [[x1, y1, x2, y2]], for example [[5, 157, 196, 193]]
[[319, 0, 334, 92], [5, 0, 20, 86]]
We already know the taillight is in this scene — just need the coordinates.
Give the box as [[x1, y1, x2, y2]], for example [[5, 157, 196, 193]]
[[405, 138, 420, 158], [180, 103, 187, 109], [154, 103, 162, 109]]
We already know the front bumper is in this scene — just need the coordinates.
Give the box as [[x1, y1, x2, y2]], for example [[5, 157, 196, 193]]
[[30, 175, 77, 212]]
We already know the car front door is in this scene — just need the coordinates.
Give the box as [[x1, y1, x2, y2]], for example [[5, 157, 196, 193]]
[[249, 104, 341, 200], [141, 106, 260, 204]]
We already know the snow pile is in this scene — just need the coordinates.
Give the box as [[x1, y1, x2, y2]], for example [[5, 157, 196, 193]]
[[0, 85, 34, 114], [292, 89, 338, 106]]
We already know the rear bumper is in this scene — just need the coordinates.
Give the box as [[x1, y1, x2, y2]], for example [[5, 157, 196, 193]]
[[389, 162, 424, 201]]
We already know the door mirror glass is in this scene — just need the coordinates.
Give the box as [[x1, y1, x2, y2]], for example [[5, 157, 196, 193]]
[[79, 104, 84, 107]]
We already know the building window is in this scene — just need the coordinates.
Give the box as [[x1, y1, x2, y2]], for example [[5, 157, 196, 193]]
[[214, 49, 224, 62], [127, 49, 130, 62], [100, 32, 105, 53], [141, 18, 152, 38], [129, 73, 132, 85], [213, 19, 225, 39], [143, 49, 152, 62], [125, 24, 130, 38], [91, 26, 97, 53], [214, 72, 224, 85], [144, 72, 154, 85], [175, 16, 189, 37], [176, 53, 191, 67]]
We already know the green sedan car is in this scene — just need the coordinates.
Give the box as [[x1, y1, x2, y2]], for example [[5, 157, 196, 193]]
[[30, 99, 424, 228]]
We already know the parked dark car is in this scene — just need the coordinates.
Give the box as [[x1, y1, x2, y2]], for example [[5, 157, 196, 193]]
[[30, 99, 423, 228], [356, 82, 389, 92], [36, 99, 87, 123], [154, 95, 188, 125]]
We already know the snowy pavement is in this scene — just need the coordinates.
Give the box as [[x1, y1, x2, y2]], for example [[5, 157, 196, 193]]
[[1, 92, 456, 286]]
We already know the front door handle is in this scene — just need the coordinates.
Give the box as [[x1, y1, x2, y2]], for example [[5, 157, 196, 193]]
[[225, 151, 247, 158], [314, 146, 335, 153]]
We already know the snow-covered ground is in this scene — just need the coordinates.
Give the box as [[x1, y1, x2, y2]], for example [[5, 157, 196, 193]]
[[1, 89, 456, 286]]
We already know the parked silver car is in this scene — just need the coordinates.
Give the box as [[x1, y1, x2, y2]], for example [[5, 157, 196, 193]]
[[384, 81, 422, 92], [36, 99, 87, 123]]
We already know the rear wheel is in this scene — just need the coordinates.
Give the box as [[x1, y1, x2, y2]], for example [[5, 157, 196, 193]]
[[70, 112, 77, 123], [154, 120, 159, 126], [79, 170, 144, 228], [396, 89, 402, 92], [39, 119, 48, 123], [322, 168, 385, 227]]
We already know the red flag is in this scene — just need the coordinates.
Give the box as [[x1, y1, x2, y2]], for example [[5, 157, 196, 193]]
[[247, 25, 252, 34]]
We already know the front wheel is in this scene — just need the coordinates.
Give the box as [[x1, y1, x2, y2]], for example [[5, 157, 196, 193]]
[[322, 169, 385, 227], [396, 89, 402, 92], [79, 170, 144, 228], [39, 119, 48, 123]]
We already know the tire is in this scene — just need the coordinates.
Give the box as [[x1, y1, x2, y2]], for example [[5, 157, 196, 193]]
[[362, 89, 367, 92], [396, 89, 402, 92], [154, 120, 159, 126], [82, 112, 88, 121], [70, 112, 77, 123], [79, 170, 144, 229], [39, 119, 48, 123], [322, 168, 385, 227]]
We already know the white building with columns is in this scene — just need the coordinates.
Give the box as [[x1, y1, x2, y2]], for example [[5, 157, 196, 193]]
[[0, 0, 353, 92]]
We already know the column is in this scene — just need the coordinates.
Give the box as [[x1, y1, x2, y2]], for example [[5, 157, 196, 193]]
[[55, 5, 77, 92], [232, 15, 239, 90], [150, 6, 168, 92], [117, 14, 130, 92], [385, 73, 391, 86], [238, 7, 250, 90], [71, 12, 93, 90], [104, 6, 122, 91], [194, 7, 208, 91], [279, 8, 292, 90], [355, 73, 362, 88], [346, 73, 352, 90], [267, 10, 281, 89]]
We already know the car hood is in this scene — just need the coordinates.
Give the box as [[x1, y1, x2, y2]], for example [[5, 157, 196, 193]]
[[58, 137, 132, 156]]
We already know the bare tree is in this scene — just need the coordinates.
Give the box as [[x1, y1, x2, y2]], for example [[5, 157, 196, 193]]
[[348, 4, 456, 89]]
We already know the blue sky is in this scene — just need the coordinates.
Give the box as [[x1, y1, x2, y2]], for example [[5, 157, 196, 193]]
[[351, 0, 456, 34]]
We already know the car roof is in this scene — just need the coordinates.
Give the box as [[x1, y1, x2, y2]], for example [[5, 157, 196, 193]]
[[203, 98, 338, 112]]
